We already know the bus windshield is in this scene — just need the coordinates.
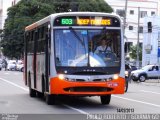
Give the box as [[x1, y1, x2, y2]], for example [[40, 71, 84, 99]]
[[55, 29, 121, 68]]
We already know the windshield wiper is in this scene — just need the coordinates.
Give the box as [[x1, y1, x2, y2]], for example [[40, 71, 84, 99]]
[[69, 27, 90, 66], [69, 27, 86, 49]]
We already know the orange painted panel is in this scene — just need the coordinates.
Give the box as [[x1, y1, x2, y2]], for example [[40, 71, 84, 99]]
[[50, 77, 125, 96]]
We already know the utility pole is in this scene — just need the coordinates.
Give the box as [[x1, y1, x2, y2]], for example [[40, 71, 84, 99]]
[[71, 0, 78, 12], [136, 7, 140, 68], [124, 0, 128, 34], [124, 0, 128, 56]]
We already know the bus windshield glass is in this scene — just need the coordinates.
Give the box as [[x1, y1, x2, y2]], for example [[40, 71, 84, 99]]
[[55, 29, 121, 68]]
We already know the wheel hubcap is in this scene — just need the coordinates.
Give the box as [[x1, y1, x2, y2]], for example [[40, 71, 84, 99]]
[[140, 76, 145, 81]]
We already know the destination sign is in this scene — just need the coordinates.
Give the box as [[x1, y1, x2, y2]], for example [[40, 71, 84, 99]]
[[54, 16, 120, 27]]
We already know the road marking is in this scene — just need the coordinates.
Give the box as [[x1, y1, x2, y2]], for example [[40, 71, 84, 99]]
[[0, 77, 29, 92], [140, 90, 160, 95], [1, 77, 160, 113], [14, 73, 20, 75], [63, 104, 88, 114], [4, 73, 9, 75], [0, 77, 89, 114], [112, 95, 160, 108]]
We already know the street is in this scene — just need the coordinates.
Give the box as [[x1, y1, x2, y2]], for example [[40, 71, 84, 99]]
[[1, 0, 160, 120], [0, 70, 160, 116]]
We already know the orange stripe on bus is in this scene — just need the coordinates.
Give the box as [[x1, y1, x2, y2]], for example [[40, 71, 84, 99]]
[[25, 23, 38, 31], [49, 77, 125, 95]]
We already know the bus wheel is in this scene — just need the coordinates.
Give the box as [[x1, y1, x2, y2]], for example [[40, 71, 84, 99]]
[[45, 94, 56, 105], [100, 95, 111, 105], [29, 88, 36, 97], [37, 91, 44, 98]]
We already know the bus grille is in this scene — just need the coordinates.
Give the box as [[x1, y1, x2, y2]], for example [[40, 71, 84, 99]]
[[64, 87, 113, 92], [72, 79, 109, 82]]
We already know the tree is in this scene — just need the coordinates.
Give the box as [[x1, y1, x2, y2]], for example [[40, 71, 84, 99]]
[[129, 45, 142, 61], [0, 0, 113, 59]]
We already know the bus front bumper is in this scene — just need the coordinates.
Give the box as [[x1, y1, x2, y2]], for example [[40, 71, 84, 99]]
[[49, 77, 125, 96]]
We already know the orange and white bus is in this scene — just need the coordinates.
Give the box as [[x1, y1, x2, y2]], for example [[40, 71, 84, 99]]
[[24, 12, 125, 105]]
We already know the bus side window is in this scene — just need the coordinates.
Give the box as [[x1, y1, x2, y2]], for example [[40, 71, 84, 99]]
[[31, 31, 34, 53], [27, 31, 34, 54], [37, 26, 47, 53], [26, 32, 29, 53], [41, 26, 44, 39], [37, 28, 41, 53]]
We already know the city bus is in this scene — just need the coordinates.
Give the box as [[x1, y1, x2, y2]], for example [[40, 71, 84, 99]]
[[24, 12, 125, 105]]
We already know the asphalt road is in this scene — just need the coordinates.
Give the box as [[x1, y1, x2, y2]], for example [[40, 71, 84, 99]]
[[0, 70, 160, 120]]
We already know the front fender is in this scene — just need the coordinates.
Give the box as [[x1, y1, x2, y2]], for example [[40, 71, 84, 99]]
[[138, 72, 148, 79]]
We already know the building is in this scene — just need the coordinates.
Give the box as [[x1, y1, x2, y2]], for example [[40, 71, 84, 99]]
[[0, 0, 3, 30], [0, 0, 3, 58], [142, 16, 160, 66], [105, 0, 159, 54]]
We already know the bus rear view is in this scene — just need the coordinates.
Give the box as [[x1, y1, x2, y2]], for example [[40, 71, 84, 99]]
[[24, 12, 125, 105]]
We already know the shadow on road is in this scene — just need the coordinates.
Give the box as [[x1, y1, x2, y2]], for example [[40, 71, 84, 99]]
[[53, 96, 118, 111]]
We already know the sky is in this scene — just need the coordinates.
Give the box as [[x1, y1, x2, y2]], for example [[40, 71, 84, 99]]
[[2, 0, 20, 28], [3, 0, 13, 16]]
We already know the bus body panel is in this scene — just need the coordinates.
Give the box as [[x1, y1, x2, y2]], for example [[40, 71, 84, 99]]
[[27, 55, 34, 87], [49, 28, 57, 78], [36, 53, 45, 92], [25, 12, 122, 32], [49, 77, 125, 95], [119, 25, 125, 78]]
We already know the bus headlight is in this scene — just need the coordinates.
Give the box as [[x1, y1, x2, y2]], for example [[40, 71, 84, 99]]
[[58, 75, 76, 82], [58, 74, 65, 80], [113, 74, 119, 80]]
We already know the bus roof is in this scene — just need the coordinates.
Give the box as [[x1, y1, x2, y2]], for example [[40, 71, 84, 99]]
[[25, 12, 120, 31]]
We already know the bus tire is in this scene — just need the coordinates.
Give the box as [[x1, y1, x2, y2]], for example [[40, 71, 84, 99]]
[[29, 88, 36, 97], [100, 94, 111, 105], [37, 91, 44, 98], [46, 94, 56, 105]]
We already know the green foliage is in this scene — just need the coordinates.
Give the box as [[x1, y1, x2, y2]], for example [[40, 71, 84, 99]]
[[0, 0, 113, 59], [129, 44, 142, 61], [78, 0, 112, 12]]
